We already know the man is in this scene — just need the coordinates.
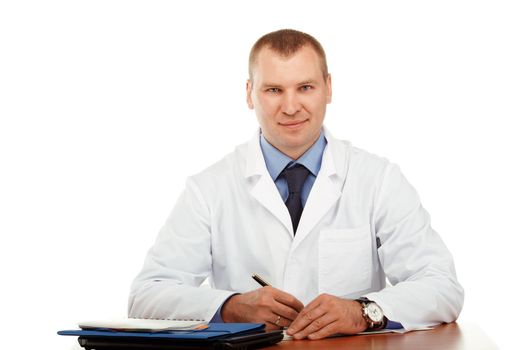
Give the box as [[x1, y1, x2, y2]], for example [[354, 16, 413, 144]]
[[129, 29, 464, 340]]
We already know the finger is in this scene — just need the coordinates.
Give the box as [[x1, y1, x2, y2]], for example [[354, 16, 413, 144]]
[[292, 293, 337, 322], [273, 290, 304, 313], [253, 288, 301, 322], [292, 313, 338, 340], [264, 322, 282, 331], [287, 302, 328, 335], [271, 313, 293, 328], [295, 294, 323, 316], [278, 317, 292, 328], [306, 320, 340, 340], [287, 295, 324, 332], [260, 308, 288, 327], [263, 312, 291, 330], [272, 301, 302, 322]]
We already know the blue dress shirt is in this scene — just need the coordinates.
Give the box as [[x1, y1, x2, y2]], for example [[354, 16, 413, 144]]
[[259, 131, 326, 206]]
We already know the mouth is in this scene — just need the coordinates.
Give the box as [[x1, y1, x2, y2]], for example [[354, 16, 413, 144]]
[[279, 119, 308, 129]]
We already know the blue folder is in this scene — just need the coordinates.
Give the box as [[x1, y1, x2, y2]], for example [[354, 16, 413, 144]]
[[58, 322, 265, 340], [59, 323, 284, 350]]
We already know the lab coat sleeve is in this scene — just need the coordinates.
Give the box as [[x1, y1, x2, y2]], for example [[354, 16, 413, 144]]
[[364, 164, 464, 330], [128, 177, 236, 321]]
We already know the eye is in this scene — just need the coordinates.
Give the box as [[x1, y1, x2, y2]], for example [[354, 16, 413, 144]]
[[266, 87, 281, 93], [300, 85, 313, 91]]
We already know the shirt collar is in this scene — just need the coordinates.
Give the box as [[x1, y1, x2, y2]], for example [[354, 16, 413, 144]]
[[260, 130, 327, 181]]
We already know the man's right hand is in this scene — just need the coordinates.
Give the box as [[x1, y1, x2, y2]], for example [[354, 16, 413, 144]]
[[220, 286, 304, 330]]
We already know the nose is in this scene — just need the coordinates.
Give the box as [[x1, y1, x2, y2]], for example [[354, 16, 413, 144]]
[[281, 91, 301, 116]]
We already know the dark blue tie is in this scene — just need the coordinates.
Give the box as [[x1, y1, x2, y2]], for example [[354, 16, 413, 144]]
[[282, 164, 310, 234]]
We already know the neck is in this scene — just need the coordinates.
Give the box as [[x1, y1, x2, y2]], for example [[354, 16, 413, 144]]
[[282, 143, 315, 160], [278, 132, 321, 160]]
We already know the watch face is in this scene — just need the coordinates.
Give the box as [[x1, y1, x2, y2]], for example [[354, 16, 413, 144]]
[[366, 303, 384, 323]]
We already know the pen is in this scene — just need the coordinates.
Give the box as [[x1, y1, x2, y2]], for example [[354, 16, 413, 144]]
[[251, 273, 271, 287]]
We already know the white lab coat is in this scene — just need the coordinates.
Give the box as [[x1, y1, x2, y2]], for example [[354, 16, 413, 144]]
[[129, 129, 464, 330]]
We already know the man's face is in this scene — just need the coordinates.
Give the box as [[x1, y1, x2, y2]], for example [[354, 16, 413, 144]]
[[247, 45, 332, 159]]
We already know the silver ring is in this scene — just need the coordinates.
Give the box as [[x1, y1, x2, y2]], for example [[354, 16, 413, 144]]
[[275, 315, 281, 326]]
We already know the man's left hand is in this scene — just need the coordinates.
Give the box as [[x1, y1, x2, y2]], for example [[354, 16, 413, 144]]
[[286, 294, 368, 340]]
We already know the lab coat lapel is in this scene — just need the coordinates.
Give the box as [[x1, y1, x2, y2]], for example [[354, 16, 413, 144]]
[[245, 131, 294, 236], [292, 130, 349, 249]]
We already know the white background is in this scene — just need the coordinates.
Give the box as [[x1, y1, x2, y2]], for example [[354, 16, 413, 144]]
[[1, 1, 524, 349]]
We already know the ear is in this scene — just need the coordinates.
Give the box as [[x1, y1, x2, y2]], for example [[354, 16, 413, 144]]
[[246, 79, 254, 109], [325, 74, 332, 104]]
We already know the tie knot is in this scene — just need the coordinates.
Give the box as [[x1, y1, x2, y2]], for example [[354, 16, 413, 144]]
[[283, 164, 310, 194]]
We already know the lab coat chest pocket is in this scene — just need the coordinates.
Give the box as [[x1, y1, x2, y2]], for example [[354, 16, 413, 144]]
[[318, 226, 373, 296]]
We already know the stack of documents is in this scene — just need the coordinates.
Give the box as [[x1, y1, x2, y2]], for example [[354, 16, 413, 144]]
[[78, 317, 208, 332], [58, 319, 283, 349]]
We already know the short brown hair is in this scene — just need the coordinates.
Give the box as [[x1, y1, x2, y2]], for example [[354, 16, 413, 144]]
[[248, 29, 329, 81]]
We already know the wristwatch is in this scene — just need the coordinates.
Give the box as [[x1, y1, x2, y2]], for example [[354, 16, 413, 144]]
[[358, 299, 385, 331]]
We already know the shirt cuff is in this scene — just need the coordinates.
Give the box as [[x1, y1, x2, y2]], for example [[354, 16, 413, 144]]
[[209, 293, 240, 323], [209, 307, 224, 323], [385, 320, 403, 329]]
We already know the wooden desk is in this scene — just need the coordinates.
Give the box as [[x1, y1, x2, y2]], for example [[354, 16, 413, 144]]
[[66, 323, 497, 350], [271, 323, 498, 350]]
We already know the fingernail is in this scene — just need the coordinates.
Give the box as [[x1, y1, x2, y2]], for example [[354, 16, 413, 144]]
[[287, 327, 295, 334]]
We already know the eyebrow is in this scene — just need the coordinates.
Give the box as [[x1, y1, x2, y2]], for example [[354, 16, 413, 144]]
[[297, 80, 318, 86], [261, 80, 319, 89], [261, 83, 284, 89]]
